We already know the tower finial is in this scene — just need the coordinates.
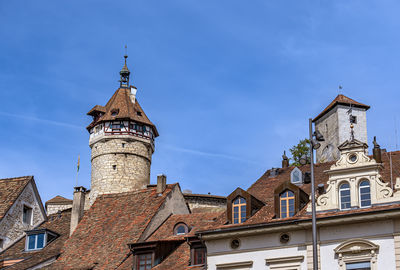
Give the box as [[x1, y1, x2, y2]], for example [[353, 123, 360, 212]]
[[119, 45, 130, 88]]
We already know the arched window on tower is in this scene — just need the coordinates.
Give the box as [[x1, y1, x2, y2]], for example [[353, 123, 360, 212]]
[[232, 197, 246, 224], [280, 190, 295, 218], [359, 180, 371, 207], [339, 182, 351, 210]]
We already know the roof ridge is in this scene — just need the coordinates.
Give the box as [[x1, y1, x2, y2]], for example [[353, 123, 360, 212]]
[[0, 175, 33, 181]]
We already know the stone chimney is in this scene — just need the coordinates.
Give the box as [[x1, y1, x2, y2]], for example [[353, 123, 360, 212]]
[[282, 151, 289, 168], [157, 174, 167, 193], [372, 136, 382, 163], [70, 186, 86, 236]]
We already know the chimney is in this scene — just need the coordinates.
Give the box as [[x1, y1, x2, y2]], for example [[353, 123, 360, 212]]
[[372, 136, 382, 163], [157, 174, 167, 193], [282, 151, 289, 168], [70, 186, 86, 236]]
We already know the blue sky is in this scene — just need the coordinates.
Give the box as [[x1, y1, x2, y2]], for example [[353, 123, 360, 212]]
[[1, 1, 400, 203]]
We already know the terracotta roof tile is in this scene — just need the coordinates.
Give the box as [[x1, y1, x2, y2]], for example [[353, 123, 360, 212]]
[[313, 94, 370, 122], [148, 212, 221, 241], [45, 195, 72, 206], [0, 209, 71, 270], [51, 185, 177, 269], [0, 176, 32, 220]]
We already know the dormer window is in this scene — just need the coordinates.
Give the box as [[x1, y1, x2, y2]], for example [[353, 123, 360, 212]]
[[111, 109, 119, 116], [290, 167, 302, 184], [25, 230, 58, 251], [280, 190, 295, 218], [23, 205, 33, 225], [274, 181, 309, 219], [339, 182, 351, 210], [359, 180, 371, 207], [232, 197, 246, 224], [173, 223, 189, 235], [227, 188, 264, 224]]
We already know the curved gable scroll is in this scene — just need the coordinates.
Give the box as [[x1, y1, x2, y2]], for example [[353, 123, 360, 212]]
[[334, 239, 379, 270]]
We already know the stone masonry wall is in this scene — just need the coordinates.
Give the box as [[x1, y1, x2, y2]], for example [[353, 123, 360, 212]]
[[0, 182, 46, 252], [46, 203, 72, 215], [315, 107, 340, 163], [89, 136, 153, 205], [315, 105, 367, 163]]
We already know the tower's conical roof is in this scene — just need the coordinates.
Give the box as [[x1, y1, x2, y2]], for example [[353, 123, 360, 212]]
[[87, 87, 158, 137]]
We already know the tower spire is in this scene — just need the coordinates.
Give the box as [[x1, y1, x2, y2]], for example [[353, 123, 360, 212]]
[[119, 45, 130, 88]]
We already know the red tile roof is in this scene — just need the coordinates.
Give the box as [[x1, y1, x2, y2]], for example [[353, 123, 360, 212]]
[[0, 176, 32, 220], [51, 185, 178, 269], [86, 87, 158, 136], [203, 150, 400, 232], [45, 195, 72, 206], [313, 94, 370, 122], [0, 209, 71, 270], [148, 212, 222, 242]]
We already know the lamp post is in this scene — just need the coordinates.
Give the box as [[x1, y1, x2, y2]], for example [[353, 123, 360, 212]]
[[300, 119, 324, 270]]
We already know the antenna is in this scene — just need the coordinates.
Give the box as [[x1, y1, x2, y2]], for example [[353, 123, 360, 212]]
[[395, 116, 398, 150], [124, 44, 128, 56], [338, 85, 343, 94]]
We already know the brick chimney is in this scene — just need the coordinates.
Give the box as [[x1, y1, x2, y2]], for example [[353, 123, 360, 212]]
[[70, 186, 86, 236], [282, 151, 289, 168], [372, 136, 382, 163], [157, 174, 167, 193]]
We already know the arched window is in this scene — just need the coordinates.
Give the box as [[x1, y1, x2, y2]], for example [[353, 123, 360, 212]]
[[173, 223, 188, 235], [359, 180, 371, 208], [232, 197, 246, 224], [280, 190, 295, 218], [339, 183, 351, 210]]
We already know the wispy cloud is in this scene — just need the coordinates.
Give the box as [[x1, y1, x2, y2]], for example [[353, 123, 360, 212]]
[[161, 143, 262, 165], [0, 111, 81, 129]]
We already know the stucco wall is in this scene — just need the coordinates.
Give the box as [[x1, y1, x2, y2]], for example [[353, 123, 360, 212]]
[[206, 220, 397, 270], [0, 182, 46, 252]]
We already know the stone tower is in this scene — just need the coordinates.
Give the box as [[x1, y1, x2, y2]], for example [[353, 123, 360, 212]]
[[313, 94, 369, 163], [86, 54, 158, 205]]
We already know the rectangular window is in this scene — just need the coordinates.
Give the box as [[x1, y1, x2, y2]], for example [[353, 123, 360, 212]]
[[350, 115, 357, 124], [26, 233, 46, 251], [137, 253, 152, 270], [346, 261, 371, 270], [193, 247, 206, 265], [23, 205, 33, 225]]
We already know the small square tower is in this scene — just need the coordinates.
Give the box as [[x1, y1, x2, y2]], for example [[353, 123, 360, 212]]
[[313, 95, 369, 163]]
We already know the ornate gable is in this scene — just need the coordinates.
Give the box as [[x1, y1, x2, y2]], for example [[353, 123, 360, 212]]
[[313, 139, 400, 212]]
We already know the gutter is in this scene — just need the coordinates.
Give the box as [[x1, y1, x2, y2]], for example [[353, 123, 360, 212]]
[[198, 207, 400, 240]]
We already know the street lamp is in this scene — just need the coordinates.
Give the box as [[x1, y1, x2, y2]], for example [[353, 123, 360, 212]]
[[308, 118, 324, 270]]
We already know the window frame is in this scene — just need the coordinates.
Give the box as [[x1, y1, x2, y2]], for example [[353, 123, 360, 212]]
[[173, 223, 189, 235], [22, 205, 33, 225], [232, 196, 246, 224], [359, 180, 371, 208], [339, 182, 351, 210], [290, 167, 303, 184], [192, 246, 206, 266], [136, 252, 153, 270], [25, 233, 46, 251], [279, 190, 295, 218]]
